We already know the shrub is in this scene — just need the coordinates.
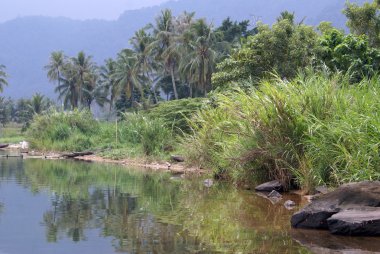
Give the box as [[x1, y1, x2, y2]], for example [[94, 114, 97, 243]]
[[145, 98, 207, 134], [184, 71, 380, 191]]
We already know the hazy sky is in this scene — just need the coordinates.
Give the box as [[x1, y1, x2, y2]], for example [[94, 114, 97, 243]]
[[0, 0, 170, 22]]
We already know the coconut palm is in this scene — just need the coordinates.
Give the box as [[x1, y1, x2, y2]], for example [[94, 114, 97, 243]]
[[28, 93, 52, 114], [180, 19, 217, 96], [71, 51, 95, 108], [45, 51, 66, 87], [100, 59, 117, 110], [82, 69, 108, 109], [130, 28, 158, 103], [112, 49, 144, 104], [55, 62, 80, 109], [150, 9, 180, 100], [0, 65, 8, 93]]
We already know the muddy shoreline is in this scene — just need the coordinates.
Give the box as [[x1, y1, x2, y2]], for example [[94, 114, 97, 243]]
[[1, 145, 206, 175]]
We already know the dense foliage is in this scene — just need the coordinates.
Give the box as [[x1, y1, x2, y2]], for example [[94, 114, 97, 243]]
[[5, 0, 380, 191], [184, 72, 380, 190]]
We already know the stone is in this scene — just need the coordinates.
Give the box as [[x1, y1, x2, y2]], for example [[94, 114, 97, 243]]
[[291, 181, 380, 235], [315, 186, 330, 194], [327, 208, 380, 236], [255, 180, 284, 192], [171, 155, 185, 162], [204, 179, 213, 188], [284, 200, 296, 209]]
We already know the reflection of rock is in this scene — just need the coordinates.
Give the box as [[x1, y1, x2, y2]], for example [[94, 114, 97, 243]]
[[291, 181, 380, 236], [255, 191, 282, 204], [268, 190, 282, 199], [291, 229, 380, 254], [327, 208, 380, 236], [255, 180, 284, 192]]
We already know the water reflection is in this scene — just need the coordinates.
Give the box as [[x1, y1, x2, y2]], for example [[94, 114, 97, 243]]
[[0, 158, 377, 253]]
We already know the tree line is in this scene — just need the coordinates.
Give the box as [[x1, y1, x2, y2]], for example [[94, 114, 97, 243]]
[[44, 10, 255, 111], [2, 0, 380, 115]]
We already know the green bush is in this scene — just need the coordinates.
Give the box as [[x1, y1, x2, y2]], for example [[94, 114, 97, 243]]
[[121, 113, 172, 156], [184, 71, 380, 191], [145, 98, 207, 134], [28, 109, 99, 151]]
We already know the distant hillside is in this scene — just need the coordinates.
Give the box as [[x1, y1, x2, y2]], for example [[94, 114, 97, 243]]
[[0, 0, 366, 99]]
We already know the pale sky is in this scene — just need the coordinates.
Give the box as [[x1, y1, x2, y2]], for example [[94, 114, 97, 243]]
[[0, 0, 170, 23]]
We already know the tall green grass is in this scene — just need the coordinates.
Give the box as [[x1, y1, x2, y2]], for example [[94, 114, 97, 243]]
[[183, 71, 380, 191], [27, 110, 174, 157]]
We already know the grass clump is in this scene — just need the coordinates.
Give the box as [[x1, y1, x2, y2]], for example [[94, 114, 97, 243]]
[[28, 110, 174, 158], [28, 109, 98, 151], [183, 71, 380, 190], [145, 98, 207, 134]]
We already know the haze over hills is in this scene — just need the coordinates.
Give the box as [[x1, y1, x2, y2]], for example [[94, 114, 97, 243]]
[[0, 0, 366, 99]]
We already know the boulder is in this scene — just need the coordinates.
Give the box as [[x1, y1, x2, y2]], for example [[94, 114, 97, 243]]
[[255, 180, 284, 192], [171, 155, 185, 162], [327, 208, 380, 236], [291, 181, 380, 236]]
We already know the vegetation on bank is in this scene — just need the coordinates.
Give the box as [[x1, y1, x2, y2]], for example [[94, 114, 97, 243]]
[[2, 0, 380, 192]]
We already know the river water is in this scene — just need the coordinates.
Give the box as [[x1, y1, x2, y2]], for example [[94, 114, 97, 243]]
[[0, 154, 379, 254]]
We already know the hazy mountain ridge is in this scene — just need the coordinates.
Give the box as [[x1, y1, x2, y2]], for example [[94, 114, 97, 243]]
[[0, 0, 366, 98]]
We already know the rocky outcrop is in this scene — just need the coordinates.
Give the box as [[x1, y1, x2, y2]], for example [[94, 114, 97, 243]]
[[255, 180, 284, 192], [291, 181, 380, 236], [327, 208, 380, 236]]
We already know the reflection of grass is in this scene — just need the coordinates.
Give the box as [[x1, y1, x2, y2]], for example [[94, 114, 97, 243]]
[[0, 124, 25, 143], [19, 159, 310, 253], [160, 182, 311, 253]]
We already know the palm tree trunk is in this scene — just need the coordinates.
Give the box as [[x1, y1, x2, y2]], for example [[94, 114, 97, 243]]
[[170, 65, 178, 100]]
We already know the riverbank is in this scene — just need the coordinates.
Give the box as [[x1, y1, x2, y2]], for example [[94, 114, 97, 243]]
[[1, 145, 205, 175]]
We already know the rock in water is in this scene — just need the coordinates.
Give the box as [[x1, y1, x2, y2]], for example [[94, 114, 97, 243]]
[[284, 200, 296, 210], [291, 181, 380, 236], [327, 208, 380, 236], [255, 180, 284, 192]]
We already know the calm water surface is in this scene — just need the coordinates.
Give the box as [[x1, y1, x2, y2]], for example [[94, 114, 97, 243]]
[[0, 154, 379, 254]]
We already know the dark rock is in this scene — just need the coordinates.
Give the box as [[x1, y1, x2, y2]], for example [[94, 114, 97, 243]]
[[327, 208, 380, 236], [291, 181, 380, 233], [284, 200, 296, 209], [255, 180, 284, 192], [171, 155, 185, 162], [291, 228, 380, 254], [315, 186, 330, 194]]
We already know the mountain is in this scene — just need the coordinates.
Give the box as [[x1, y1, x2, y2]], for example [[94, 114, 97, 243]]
[[0, 0, 366, 99]]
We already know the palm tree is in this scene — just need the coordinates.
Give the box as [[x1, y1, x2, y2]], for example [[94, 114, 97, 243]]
[[131, 28, 157, 104], [45, 51, 66, 87], [100, 59, 117, 111], [150, 9, 180, 100], [71, 51, 95, 108], [28, 93, 51, 114], [55, 62, 79, 109], [112, 49, 144, 105], [180, 19, 217, 96], [0, 65, 8, 93], [82, 69, 108, 109]]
